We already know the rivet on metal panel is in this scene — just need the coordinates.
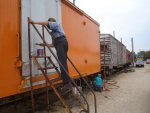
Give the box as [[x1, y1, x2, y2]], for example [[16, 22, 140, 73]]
[[84, 59, 88, 64], [83, 21, 86, 26]]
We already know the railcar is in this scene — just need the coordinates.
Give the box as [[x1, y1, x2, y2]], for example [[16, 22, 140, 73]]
[[126, 49, 132, 66], [0, 0, 100, 100], [100, 34, 131, 72]]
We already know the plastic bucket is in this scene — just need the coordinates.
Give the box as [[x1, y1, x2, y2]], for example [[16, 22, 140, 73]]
[[37, 49, 44, 56]]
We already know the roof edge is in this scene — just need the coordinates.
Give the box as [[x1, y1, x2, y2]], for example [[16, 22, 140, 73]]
[[62, 0, 100, 26]]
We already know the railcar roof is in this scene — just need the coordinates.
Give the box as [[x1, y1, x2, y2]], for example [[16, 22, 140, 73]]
[[62, 0, 100, 26], [100, 33, 126, 47]]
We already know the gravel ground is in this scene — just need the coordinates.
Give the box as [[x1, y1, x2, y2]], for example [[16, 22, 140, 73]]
[[37, 64, 150, 113], [1, 64, 150, 113], [35, 64, 150, 113], [87, 64, 150, 113]]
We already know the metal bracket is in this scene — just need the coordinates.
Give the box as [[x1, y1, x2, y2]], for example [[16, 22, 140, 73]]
[[14, 58, 22, 68]]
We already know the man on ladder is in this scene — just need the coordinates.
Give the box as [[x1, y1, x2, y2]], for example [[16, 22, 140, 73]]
[[29, 17, 71, 85]]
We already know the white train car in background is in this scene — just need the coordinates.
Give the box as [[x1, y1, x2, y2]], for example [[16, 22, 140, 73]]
[[100, 34, 130, 73]]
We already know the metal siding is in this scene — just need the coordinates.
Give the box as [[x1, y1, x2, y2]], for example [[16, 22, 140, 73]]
[[126, 49, 131, 64], [111, 36, 118, 67], [100, 34, 127, 68], [62, 1, 100, 77], [117, 42, 126, 66], [100, 35, 112, 68], [21, 0, 62, 77], [118, 42, 121, 65], [117, 41, 121, 65], [100, 34, 119, 69], [123, 45, 126, 65], [0, 0, 100, 97], [0, 0, 20, 98]]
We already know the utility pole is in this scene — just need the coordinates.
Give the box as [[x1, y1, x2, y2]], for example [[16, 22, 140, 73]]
[[113, 31, 115, 37], [131, 38, 134, 67], [73, 0, 76, 5], [121, 38, 122, 43]]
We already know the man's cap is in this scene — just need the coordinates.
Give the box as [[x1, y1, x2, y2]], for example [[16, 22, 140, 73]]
[[48, 17, 56, 22]]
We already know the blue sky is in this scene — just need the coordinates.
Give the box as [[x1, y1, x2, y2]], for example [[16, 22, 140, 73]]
[[69, 0, 150, 53]]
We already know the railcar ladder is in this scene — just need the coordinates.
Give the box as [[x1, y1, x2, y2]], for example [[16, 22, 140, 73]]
[[27, 18, 97, 113]]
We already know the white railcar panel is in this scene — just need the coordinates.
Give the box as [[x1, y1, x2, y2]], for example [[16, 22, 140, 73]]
[[21, 0, 62, 76], [100, 34, 127, 69]]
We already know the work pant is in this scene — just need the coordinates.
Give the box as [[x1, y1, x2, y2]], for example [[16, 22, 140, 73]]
[[94, 85, 102, 92], [53, 36, 71, 84]]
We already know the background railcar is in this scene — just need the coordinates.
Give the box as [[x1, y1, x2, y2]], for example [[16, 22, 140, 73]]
[[126, 49, 132, 66], [100, 34, 130, 71], [0, 0, 100, 99], [100, 34, 124, 69]]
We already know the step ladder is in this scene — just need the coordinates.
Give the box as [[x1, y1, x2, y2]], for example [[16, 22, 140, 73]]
[[27, 18, 97, 113]]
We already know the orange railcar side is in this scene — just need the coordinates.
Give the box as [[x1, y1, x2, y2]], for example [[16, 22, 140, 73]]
[[62, 1, 101, 78], [0, 0, 101, 99], [0, 0, 21, 98]]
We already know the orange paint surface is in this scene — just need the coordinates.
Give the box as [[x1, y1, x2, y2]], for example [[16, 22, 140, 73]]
[[62, 1, 101, 78], [0, 0, 101, 98], [0, 0, 21, 98]]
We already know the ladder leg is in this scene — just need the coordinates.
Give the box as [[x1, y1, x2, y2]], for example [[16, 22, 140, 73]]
[[50, 84, 72, 113], [28, 18, 35, 113], [34, 58, 72, 113], [46, 81, 50, 113], [42, 25, 50, 113]]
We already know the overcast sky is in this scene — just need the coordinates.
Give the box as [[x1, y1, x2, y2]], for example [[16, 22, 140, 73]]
[[70, 0, 150, 53]]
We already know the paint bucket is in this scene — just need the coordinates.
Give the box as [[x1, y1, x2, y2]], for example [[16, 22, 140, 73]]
[[37, 49, 44, 56]]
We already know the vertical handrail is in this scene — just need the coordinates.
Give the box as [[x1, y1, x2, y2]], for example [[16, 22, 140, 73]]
[[42, 26, 50, 112], [67, 57, 97, 113], [28, 18, 35, 113], [30, 23, 90, 113], [33, 57, 72, 113]]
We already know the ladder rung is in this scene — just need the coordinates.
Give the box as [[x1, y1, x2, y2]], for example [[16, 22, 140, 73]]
[[50, 77, 62, 83], [61, 88, 72, 96], [32, 56, 50, 58], [38, 66, 56, 70], [36, 43, 54, 48]]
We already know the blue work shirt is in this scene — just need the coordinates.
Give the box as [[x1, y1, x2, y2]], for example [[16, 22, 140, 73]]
[[48, 22, 65, 39], [95, 76, 103, 87]]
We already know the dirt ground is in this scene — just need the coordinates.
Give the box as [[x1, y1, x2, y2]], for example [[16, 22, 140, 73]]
[[1, 64, 150, 113], [87, 64, 150, 113], [38, 64, 150, 113]]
